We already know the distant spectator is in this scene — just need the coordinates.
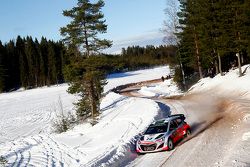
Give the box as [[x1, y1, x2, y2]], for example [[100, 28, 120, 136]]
[[208, 68, 215, 78], [161, 76, 165, 82]]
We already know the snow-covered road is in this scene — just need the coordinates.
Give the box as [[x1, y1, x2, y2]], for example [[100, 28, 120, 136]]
[[123, 65, 250, 167], [124, 92, 250, 167]]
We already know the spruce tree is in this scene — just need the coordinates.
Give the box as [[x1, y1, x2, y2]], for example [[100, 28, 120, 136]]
[[40, 37, 49, 85], [61, 0, 112, 121], [5, 40, 20, 90], [0, 64, 4, 92], [229, 0, 248, 76], [16, 36, 28, 88], [61, 0, 112, 57], [47, 41, 57, 85], [177, 0, 204, 79], [25, 37, 37, 87], [0, 41, 5, 92]]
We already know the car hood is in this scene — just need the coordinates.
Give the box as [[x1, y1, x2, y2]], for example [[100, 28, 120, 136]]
[[142, 133, 165, 142]]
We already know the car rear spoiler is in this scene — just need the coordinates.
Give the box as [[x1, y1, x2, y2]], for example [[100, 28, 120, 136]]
[[167, 114, 186, 120]]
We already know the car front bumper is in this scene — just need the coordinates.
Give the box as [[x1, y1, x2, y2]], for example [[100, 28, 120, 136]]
[[136, 141, 169, 153]]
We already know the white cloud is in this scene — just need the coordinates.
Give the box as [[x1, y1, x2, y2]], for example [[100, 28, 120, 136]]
[[103, 30, 165, 54]]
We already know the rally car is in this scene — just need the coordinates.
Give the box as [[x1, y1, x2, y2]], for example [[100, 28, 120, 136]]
[[136, 114, 191, 153]]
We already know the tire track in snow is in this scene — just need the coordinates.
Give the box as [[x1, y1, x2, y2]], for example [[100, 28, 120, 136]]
[[3, 134, 83, 167], [83, 98, 143, 167], [0, 105, 55, 144]]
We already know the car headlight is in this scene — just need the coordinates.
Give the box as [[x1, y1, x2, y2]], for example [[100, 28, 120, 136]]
[[156, 137, 164, 143]]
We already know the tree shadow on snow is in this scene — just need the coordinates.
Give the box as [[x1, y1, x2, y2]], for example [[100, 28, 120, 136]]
[[154, 102, 171, 120]]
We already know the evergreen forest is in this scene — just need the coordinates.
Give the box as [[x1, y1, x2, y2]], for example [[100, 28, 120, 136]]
[[1, 0, 250, 93], [174, 0, 250, 87], [0, 36, 176, 93], [0, 36, 67, 92]]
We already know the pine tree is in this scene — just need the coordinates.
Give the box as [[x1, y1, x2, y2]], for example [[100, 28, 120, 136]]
[[40, 37, 49, 85], [0, 41, 5, 92], [177, 0, 204, 79], [61, 0, 112, 121], [0, 64, 4, 92], [54, 41, 66, 84], [192, 0, 224, 76], [25, 37, 37, 87], [229, 0, 248, 76], [16, 36, 29, 88], [5, 40, 20, 90], [61, 0, 112, 57], [175, 0, 250, 80], [246, 1, 250, 58], [47, 41, 57, 85]]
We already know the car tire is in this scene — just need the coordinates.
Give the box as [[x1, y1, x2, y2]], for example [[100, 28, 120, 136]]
[[185, 129, 191, 137], [167, 138, 174, 151], [137, 152, 145, 155]]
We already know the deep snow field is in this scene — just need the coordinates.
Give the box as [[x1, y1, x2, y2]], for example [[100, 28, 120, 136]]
[[1, 64, 250, 167], [0, 66, 170, 144], [0, 66, 176, 166]]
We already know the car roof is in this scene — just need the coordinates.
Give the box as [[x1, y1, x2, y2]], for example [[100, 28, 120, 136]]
[[151, 114, 185, 125]]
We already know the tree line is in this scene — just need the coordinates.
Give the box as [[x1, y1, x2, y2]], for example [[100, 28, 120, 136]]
[[170, 0, 250, 87], [120, 45, 177, 69], [0, 37, 177, 94], [0, 36, 68, 92]]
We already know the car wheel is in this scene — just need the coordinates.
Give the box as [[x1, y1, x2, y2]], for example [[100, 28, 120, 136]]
[[167, 138, 174, 151], [185, 129, 191, 137]]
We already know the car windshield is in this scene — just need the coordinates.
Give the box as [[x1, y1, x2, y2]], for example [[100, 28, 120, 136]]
[[144, 123, 169, 134]]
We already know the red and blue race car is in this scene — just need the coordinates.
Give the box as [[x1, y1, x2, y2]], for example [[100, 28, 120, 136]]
[[136, 114, 191, 153]]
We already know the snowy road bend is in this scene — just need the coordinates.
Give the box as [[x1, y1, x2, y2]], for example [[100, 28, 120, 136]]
[[118, 83, 250, 167]]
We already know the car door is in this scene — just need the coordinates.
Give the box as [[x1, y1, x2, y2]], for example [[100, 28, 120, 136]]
[[175, 118, 184, 140], [169, 120, 179, 143]]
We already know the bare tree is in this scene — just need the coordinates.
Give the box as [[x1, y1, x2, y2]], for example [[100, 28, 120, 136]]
[[162, 0, 187, 88], [162, 0, 180, 45]]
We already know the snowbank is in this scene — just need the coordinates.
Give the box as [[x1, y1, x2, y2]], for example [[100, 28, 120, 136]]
[[189, 65, 250, 99], [0, 93, 159, 166], [138, 79, 182, 97]]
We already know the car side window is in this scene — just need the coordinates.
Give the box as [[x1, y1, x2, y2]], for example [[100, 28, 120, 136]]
[[170, 120, 178, 131], [175, 118, 183, 126]]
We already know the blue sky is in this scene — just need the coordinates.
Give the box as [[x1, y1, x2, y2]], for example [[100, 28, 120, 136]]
[[0, 0, 166, 53]]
